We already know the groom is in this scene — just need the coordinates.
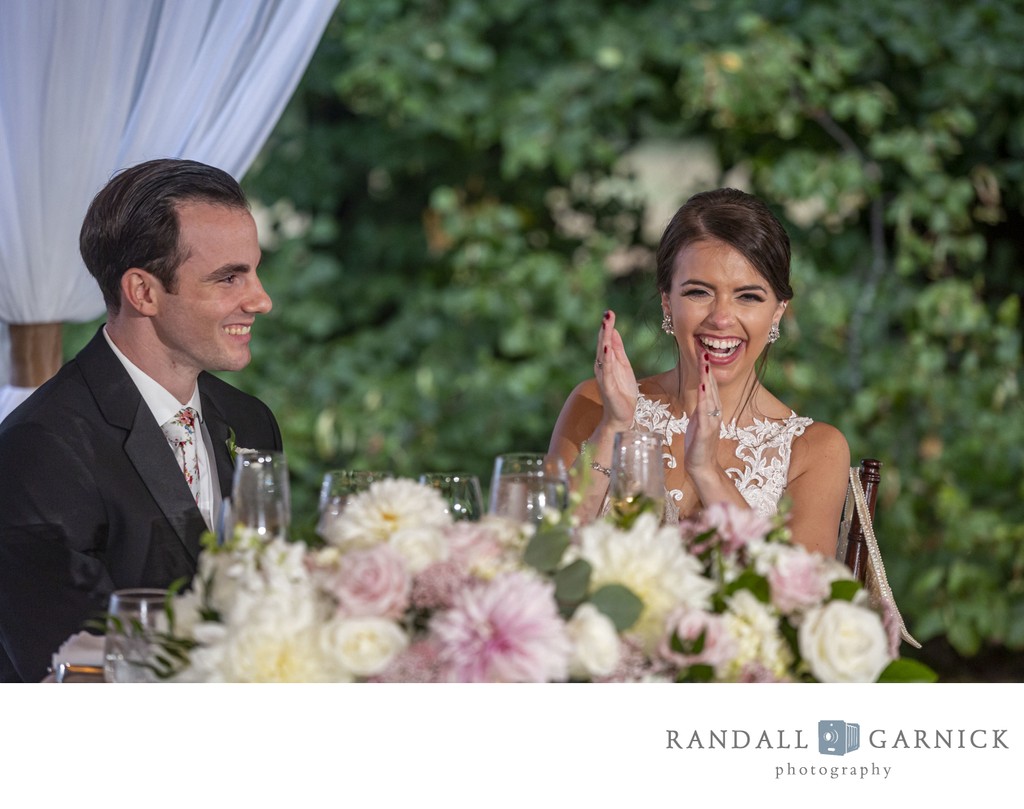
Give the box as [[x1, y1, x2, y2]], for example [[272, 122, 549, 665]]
[[0, 158, 283, 682]]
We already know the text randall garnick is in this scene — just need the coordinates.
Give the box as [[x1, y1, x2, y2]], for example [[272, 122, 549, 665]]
[[666, 729, 1009, 749]]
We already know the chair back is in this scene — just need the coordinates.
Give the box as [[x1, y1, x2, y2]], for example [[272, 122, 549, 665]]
[[840, 458, 881, 584], [836, 458, 921, 648]]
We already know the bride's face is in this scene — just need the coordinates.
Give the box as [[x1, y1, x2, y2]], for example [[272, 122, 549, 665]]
[[661, 238, 786, 387]]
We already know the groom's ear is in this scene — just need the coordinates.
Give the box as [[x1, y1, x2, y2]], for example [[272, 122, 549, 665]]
[[120, 268, 160, 316]]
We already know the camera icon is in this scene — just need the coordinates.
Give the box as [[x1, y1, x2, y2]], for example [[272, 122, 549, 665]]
[[818, 720, 860, 756]]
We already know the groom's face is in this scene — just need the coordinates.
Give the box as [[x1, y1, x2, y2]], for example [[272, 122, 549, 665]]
[[150, 201, 271, 375]]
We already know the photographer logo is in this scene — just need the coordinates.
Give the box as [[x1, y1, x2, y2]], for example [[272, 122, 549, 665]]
[[819, 720, 860, 756]]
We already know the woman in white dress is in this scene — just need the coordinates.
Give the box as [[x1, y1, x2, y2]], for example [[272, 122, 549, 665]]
[[548, 188, 850, 557]]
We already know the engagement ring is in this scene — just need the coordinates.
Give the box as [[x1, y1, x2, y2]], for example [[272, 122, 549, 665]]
[[596, 360, 603, 368], [708, 408, 721, 417]]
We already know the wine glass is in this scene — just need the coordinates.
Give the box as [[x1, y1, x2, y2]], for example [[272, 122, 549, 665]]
[[231, 450, 291, 540], [487, 453, 568, 525], [418, 472, 484, 521], [317, 469, 393, 538], [608, 430, 665, 523], [103, 588, 168, 683]]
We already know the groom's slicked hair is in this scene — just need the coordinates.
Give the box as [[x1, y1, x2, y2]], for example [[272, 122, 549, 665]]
[[80, 158, 249, 314]]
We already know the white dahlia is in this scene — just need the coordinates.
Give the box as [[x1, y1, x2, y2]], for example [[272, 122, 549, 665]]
[[578, 512, 715, 652]]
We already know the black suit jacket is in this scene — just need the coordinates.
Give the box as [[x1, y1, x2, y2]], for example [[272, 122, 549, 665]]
[[0, 328, 282, 681]]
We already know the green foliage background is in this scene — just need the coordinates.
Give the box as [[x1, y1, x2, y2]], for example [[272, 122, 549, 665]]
[[67, 0, 1024, 678]]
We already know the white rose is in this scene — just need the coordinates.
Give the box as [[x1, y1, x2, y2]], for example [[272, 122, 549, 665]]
[[567, 603, 621, 679], [326, 617, 409, 677], [798, 600, 891, 683]]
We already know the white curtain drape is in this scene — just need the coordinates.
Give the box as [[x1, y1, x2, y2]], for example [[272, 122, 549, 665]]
[[0, 0, 338, 417]]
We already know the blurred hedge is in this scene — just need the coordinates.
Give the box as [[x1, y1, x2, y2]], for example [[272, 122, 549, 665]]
[[69, 0, 1023, 679]]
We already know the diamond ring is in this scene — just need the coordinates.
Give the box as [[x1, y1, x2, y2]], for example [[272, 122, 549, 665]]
[[596, 360, 603, 368], [708, 408, 721, 417]]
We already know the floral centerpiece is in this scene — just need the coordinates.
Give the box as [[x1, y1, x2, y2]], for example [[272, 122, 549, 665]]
[[149, 479, 935, 683]]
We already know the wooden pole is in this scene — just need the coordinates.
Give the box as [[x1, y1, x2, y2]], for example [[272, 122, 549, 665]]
[[8, 322, 63, 388]]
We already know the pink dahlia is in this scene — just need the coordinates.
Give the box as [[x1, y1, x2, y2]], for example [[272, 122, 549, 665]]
[[430, 572, 571, 683]]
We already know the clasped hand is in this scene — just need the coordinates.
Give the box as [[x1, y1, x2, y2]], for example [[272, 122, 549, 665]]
[[594, 310, 724, 485]]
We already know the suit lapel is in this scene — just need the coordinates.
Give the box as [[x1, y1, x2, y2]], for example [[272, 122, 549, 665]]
[[200, 380, 237, 499], [123, 400, 205, 562], [77, 329, 204, 563]]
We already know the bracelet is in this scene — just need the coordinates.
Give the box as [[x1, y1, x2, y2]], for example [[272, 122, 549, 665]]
[[579, 440, 611, 477]]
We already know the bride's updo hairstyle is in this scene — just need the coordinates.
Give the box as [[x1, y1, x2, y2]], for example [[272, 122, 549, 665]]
[[654, 187, 794, 304]]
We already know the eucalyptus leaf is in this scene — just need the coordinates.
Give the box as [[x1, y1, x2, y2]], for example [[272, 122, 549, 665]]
[[523, 524, 572, 573], [554, 559, 591, 607], [589, 584, 643, 632]]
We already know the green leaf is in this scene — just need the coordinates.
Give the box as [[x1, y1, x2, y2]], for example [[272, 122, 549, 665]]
[[523, 523, 572, 573], [589, 584, 643, 632], [554, 559, 591, 607], [877, 658, 939, 683], [677, 664, 715, 683], [830, 579, 863, 602], [724, 570, 770, 603]]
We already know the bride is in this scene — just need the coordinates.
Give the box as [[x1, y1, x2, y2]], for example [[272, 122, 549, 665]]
[[547, 188, 850, 557]]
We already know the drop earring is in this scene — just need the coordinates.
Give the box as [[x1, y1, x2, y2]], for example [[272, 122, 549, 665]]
[[768, 322, 780, 343], [661, 313, 674, 335]]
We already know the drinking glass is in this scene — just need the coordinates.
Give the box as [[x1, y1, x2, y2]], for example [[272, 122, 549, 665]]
[[487, 453, 568, 525], [231, 450, 291, 540], [317, 470, 393, 538], [103, 589, 168, 683], [608, 430, 665, 523], [418, 472, 484, 521]]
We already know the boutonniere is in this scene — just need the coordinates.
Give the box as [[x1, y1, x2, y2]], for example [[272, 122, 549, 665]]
[[225, 427, 256, 464], [226, 428, 238, 464]]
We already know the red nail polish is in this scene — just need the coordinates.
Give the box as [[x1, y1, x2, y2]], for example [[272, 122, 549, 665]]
[[701, 383, 705, 392], [704, 352, 709, 361], [603, 310, 610, 320], [603, 346, 608, 354], [705, 364, 709, 373]]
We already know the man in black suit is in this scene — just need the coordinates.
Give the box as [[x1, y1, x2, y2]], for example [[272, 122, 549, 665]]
[[0, 158, 282, 682]]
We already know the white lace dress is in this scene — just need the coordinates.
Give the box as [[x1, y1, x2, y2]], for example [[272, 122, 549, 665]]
[[631, 393, 813, 523]]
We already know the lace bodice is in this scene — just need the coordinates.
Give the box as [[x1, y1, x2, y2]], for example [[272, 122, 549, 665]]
[[632, 393, 813, 522]]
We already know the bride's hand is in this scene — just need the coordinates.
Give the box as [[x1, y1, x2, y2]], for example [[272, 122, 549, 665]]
[[684, 351, 723, 476], [594, 310, 638, 430]]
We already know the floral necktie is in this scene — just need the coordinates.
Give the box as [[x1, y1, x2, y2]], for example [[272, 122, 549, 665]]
[[162, 407, 201, 505]]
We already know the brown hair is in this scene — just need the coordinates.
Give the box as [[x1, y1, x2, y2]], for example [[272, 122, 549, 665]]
[[80, 158, 249, 314], [655, 187, 793, 302]]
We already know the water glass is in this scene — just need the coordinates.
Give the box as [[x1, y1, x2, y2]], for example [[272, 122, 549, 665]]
[[103, 589, 168, 683], [488, 453, 568, 525], [319, 470, 393, 518], [231, 450, 291, 540], [419, 472, 484, 521], [609, 431, 665, 523]]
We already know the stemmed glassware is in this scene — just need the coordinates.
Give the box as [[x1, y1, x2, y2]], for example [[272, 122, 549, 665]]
[[487, 453, 568, 525], [230, 450, 291, 541], [102, 588, 168, 683], [418, 472, 484, 522], [608, 430, 665, 524], [317, 469, 393, 538]]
